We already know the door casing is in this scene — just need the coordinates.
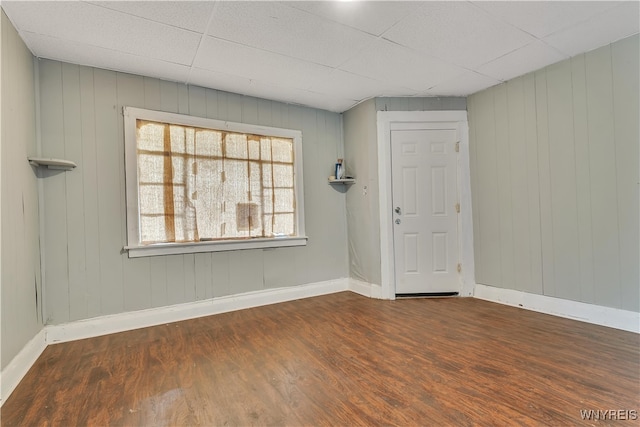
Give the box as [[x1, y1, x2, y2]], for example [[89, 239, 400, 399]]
[[376, 111, 475, 300]]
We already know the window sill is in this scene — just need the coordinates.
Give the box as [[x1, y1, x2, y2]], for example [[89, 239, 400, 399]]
[[125, 236, 308, 258]]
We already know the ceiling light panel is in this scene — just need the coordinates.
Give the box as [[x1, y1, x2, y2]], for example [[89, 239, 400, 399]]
[[206, 1, 376, 67], [383, 1, 535, 69]]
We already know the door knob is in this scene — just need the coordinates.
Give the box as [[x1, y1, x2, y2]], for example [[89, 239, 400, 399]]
[[395, 219, 401, 225], [395, 207, 401, 214]]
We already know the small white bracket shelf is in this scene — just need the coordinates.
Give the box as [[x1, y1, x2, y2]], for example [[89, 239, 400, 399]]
[[328, 178, 355, 185], [28, 157, 77, 171]]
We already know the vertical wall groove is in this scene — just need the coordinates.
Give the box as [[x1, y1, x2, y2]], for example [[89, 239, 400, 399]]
[[468, 35, 639, 312]]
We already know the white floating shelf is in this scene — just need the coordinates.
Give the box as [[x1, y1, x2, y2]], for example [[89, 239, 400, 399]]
[[328, 178, 355, 185], [28, 157, 77, 171]]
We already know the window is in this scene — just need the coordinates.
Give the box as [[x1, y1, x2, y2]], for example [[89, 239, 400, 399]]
[[123, 107, 306, 257]]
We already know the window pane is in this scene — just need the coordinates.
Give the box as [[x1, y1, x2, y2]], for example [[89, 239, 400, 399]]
[[137, 153, 165, 184], [196, 130, 222, 157], [248, 136, 260, 160], [140, 215, 168, 244], [136, 121, 165, 152], [263, 189, 273, 214], [274, 188, 294, 213], [260, 138, 271, 161], [262, 164, 273, 187], [223, 159, 249, 237], [225, 133, 247, 159], [170, 125, 186, 154], [139, 183, 165, 215], [273, 164, 293, 187], [195, 158, 223, 239], [272, 138, 293, 163], [273, 213, 294, 236]]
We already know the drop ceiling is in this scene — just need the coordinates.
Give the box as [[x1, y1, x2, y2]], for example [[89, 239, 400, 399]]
[[2, 1, 639, 113]]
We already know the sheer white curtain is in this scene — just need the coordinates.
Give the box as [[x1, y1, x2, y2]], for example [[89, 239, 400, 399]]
[[136, 120, 295, 244]]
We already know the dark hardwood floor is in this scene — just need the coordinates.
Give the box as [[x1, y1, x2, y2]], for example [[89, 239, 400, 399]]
[[2, 292, 638, 426]]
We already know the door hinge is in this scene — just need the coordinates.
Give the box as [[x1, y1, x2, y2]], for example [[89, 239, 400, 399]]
[[455, 141, 460, 152], [455, 202, 460, 213], [457, 263, 462, 273]]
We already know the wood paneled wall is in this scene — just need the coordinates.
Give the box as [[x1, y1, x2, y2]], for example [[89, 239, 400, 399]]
[[1, 11, 43, 370], [38, 59, 348, 325], [468, 35, 639, 312]]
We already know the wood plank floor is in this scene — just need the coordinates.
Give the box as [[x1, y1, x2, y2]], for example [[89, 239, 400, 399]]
[[2, 292, 638, 426]]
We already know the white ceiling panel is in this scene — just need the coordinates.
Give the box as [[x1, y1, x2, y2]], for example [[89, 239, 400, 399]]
[[242, 79, 357, 113], [340, 38, 467, 92], [21, 31, 191, 83], [287, 1, 422, 36], [2, 1, 637, 113], [382, 1, 535, 69], [477, 40, 568, 82], [193, 36, 333, 91], [206, 1, 377, 67], [309, 69, 416, 101], [474, 1, 620, 38], [188, 67, 253, 97], [424, 70, 501, 97], [2, 1, 201, 65], [543, 1, 640, 57], [88, 1, 215, 33], [190, 67, 356, 113]]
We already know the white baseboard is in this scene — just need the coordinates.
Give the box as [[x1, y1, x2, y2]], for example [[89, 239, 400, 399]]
[[46, 278, 349, 344], [474, 284, 640, 333], [348, 278, 384, 299], [0, 328, 47, 407]]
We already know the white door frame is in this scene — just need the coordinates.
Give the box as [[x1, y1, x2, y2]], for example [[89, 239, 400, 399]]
[[376, 111, 476, 300]]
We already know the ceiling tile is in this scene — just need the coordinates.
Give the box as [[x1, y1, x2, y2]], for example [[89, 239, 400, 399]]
[[193, 36, 333, 91], [309, 69, 416, 101], [543, 2, 640, 57], [2, 1, 201, 65], [87, 1, 215, 33], [424, 70, 501, 97], [383, 1, 535, 69], [188, 67, 253, 96], [474, 1, 620, 38], [340, 38, 467, 92], [21, 32, 191, 83], [477, 40, 568, 82], [286, 1, 422, 36], [206, 1, 376, 67], [189, 68, 356, 113], [247, 81, 357, 113]]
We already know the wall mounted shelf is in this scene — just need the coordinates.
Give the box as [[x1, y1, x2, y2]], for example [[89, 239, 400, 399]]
[[328, 178, 355, 185], [28, 157, 77, 171]]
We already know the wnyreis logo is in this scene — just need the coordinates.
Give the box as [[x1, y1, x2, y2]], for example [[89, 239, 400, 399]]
[[580, 409, 638, 421]]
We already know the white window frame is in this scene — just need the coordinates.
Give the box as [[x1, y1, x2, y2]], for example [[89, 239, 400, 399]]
[[123, 106, 307, 258]]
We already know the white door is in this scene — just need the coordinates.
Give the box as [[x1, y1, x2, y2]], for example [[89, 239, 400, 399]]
[[391, 127, 459, 294]]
